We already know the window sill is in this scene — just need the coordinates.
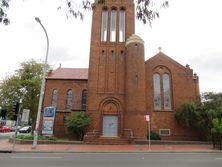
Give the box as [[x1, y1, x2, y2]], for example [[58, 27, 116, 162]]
[[153, 110, 174, 112]]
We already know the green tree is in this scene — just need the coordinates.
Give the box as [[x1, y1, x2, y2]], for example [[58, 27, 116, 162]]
[[211, 118, 222, 149], [0, 75, 21, 118], [175, 92, 222, 139], [0, 0, 168, 25], [198, 92, 222, 133], [0, 59, 50, 124], [64, 112, 91, 140], [211, 118, 222, 135], [175, 102, 200, 128]]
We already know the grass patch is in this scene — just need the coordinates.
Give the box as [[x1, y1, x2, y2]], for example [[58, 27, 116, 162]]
[[16, 135, 68, 141]]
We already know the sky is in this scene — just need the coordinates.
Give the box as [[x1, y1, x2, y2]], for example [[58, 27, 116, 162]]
[[0, 0, 222, 93]]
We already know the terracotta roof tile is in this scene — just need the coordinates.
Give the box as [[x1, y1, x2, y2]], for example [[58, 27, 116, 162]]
[[47, 68, 88, 80]]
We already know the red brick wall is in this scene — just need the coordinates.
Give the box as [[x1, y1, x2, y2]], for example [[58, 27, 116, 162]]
[[43, 79, 87, 137], [87, 0, 136, 137], [124, 41, 147, 139], [145, 52, 200, 140]]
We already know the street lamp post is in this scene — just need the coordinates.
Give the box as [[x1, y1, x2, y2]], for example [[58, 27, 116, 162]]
[[32, 17, 49, 149]]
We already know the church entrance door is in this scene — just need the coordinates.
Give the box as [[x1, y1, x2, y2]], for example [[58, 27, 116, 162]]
[[102, 115, 118, 137]]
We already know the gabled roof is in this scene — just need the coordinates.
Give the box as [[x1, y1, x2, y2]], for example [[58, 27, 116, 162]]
[[47, 68, 88, 80], [145, 51, 186, 70]]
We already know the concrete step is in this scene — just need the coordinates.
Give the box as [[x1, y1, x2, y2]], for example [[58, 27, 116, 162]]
[[85, 137, 132, 145]]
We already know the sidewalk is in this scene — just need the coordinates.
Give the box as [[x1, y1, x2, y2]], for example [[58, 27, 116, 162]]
[[0, 139, 221, 153], [0, 139, 220, 153]]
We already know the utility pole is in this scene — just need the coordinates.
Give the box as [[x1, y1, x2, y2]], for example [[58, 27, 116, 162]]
[[32, 17, 49, 149]]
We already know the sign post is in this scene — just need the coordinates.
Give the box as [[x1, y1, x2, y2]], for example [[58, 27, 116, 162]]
[[144, 115, 151, 151]]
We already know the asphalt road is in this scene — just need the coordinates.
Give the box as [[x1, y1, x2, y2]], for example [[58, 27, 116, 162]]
[[0, 153, 222, 167]]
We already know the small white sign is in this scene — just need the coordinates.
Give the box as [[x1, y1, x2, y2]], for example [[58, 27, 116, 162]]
[[21, 109, 30, 123], [144, 115, 150, 122]]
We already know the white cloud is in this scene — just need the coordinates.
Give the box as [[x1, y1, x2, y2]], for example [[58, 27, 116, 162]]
[[0, 0, 222, 93]]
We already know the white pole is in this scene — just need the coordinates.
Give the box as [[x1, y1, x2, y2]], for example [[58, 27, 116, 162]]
[[148, 119, 151, 151], [32, 17, 49, 149]]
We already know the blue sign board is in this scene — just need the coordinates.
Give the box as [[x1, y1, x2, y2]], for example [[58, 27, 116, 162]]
[[42, 107, 56, 135]]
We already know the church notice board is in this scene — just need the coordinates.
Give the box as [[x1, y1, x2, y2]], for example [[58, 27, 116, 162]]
[[42, 106, 56, 135]]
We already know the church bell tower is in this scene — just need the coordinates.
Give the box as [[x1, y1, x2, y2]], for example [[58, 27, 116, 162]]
[[86, 0, 147, 140]]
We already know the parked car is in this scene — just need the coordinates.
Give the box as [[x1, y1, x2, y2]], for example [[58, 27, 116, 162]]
[[0, 126, 11, 133], [19, 126, 31, 133]]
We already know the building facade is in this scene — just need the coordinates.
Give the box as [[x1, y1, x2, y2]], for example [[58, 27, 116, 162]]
[[43, 0, 200, 142]]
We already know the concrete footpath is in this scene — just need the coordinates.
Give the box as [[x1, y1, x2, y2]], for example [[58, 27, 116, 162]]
[[0, 139, 221, 153]]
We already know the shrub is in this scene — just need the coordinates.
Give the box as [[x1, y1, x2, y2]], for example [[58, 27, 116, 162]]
[[175, 102, 199, 128], [148, 131, 161, 140], [64, 112, 91, 140]]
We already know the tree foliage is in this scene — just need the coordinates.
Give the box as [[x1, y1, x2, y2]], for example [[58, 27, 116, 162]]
[[0, 59, 50, 123], [0, 0, 168, 25], [175, 92, 222, 139], [175, 102, 200, 128], [136, 0, 168, 24], [0, 0, 10, 25], [211, 118, 222, 135], [64, 112, 91, 140]]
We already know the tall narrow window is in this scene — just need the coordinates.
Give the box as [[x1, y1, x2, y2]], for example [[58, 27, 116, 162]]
[[101, 9, 108, 42], [163, 73, 171, 110], [110, 9, 117, 42], [152, 67, 173, 111], [66, 89, 73, 111], [81, 89, 87, 110], [51, 89, 58, 107], [119, 9, 125, 42], [153, 74, 161, 110]]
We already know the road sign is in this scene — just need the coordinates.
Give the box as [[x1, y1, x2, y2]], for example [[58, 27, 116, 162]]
[[144, 115, 150, 122]]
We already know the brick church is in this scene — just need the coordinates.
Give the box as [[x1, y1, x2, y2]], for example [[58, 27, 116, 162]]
[[43, 0, 200, 143]]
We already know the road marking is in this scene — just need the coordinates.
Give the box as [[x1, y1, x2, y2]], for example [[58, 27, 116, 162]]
[[215, 158, 222, 160], [11, 156, 62, 159]]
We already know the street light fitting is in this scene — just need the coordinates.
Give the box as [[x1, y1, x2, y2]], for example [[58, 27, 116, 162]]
[[35, 17, 41, 23]]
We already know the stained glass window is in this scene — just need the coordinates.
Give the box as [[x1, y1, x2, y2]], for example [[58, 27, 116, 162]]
[[153, 73, 161, 110], [66, 89, 73, 111], [51, 89, 58, 107], [163, 73, 171, 110]]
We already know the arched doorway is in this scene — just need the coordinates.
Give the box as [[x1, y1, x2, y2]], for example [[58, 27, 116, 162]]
[[99, 98, 123, 137]]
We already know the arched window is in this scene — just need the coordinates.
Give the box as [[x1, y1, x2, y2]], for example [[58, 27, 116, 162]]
[[101, 8, 108, 42], [152, 67, 172, 111], [51, 89, 58, 107], [81, 89, 87, 110], [110, 9, 117, 42], [163, 73, 171, 110], [66, 89, 73, 111], [153, 73, 161, 110], [119, 9, 125, 42]]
